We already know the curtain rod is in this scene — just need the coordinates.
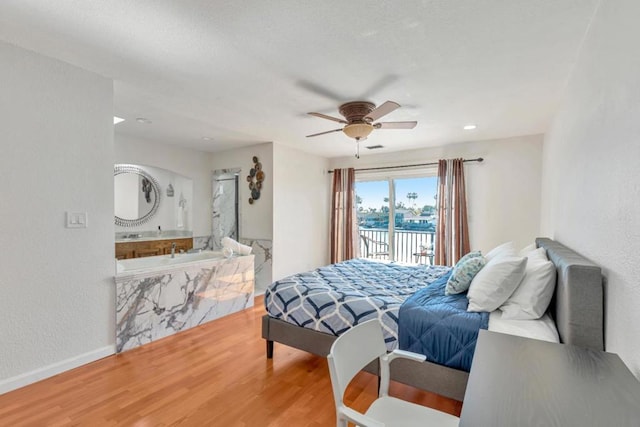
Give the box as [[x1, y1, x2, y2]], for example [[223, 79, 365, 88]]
[[327, 157, 484, 174]]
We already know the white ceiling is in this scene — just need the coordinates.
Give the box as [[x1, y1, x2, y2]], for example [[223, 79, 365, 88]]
[[0, 0, 598, 158]]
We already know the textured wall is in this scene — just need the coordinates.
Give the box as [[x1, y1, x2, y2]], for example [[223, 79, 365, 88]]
[[540, 0, 640, 377], [0, 41, 114, 390], [272, 144, 330, 281]]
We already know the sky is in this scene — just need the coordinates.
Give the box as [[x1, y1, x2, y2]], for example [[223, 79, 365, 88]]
[[356, 177, 438, 211]]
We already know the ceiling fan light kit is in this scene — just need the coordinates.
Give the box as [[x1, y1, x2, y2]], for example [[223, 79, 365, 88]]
[[306, 100, 417, 158], [343, 122, 374, 139]]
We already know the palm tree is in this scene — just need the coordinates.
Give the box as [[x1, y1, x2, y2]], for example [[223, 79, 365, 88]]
[[406, 192, 418, 206]]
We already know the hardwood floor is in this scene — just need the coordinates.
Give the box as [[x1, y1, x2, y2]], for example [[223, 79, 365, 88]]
[[0, 296, 462, 426]]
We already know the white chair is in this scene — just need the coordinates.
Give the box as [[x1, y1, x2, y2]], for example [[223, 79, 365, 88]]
[[327, 319, 460, 427]]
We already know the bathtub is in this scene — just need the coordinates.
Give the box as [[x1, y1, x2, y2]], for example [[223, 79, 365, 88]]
[[114, 251, 255, 352], [116, 250, 226, 275]]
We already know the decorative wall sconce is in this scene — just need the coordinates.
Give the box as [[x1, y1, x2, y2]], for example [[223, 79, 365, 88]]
[[247, 156, 265, 204]]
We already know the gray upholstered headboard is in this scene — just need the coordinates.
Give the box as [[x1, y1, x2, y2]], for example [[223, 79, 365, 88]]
[[536, 238, 604, 351]]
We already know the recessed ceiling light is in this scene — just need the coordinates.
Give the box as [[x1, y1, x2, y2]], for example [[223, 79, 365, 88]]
[[463, 124, 477, 130], [136, 117, 152, 124], [201, 136, 213, 141], [113, 116, 125, 125]]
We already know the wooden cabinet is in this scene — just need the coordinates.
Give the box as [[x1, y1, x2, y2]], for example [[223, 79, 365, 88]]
[[115, 238, 193, 260]]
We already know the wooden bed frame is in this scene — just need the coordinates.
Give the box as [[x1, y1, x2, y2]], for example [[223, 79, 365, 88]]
[[261, 238, 604, 401]]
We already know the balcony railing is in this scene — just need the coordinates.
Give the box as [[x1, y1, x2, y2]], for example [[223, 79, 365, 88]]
[[359, 228, 435, 265]]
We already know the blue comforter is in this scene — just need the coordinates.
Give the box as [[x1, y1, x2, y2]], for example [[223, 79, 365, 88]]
[[398, 271, 489, 371]]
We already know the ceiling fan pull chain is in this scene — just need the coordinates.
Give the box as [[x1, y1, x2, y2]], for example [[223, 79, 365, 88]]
[[355, 138, 360, 159]]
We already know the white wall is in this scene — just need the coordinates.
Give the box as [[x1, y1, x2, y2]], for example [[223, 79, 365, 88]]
[[330, 135, 543, 253], [0, 42, 114, 392], [210, 143, 274, 241], [272, 144, 330, 281], [540, 0, 640, 377], [115, 135, 213, 237]]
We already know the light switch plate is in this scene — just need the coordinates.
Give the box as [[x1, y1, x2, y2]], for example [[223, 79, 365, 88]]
[[66, 212, 88, 228]]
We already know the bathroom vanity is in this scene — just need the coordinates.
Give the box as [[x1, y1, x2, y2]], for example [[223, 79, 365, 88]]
[[114, 163, 196, 258], [115, 237, 193, 259]]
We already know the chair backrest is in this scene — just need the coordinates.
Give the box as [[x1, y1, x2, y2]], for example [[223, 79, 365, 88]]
[[327, 319, 387, 406]]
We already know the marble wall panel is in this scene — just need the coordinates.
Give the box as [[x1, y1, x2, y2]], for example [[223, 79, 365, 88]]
[[193, 235, 213, 250], [240, 238, 272, 295]]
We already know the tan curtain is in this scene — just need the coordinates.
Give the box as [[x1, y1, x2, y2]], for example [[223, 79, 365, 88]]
[[434, 159, 470, 266], [330, 168, 359, 263]]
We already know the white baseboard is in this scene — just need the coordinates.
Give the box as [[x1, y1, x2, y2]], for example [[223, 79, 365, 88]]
[[0, 345, 115, 395]]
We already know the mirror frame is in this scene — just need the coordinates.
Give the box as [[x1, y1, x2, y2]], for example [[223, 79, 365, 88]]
[[114, 164, 161, 227]]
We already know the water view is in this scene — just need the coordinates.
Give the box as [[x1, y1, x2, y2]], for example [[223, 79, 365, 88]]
[[356, 176, 438, 264]]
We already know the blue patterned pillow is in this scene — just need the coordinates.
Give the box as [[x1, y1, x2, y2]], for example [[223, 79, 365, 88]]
[[455, 251, 482, 268], [446, 256, 487, 295]]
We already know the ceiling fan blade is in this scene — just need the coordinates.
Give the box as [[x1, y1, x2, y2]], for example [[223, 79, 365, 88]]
[[365, 100, 400, 121], [359, 74, 399, 100], [308, 112, 348, 124], [306, 128, 343, 138], [297, 80, 346, 102], [375, 121, 417, 129]]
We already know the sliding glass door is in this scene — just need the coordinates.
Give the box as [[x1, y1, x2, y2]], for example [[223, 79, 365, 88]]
[[356, 175, 437, 264]]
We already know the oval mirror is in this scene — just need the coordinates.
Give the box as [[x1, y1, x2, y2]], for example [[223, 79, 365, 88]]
[[114, 164, 161, 227]]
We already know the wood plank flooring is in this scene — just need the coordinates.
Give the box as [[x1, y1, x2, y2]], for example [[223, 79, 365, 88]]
[[0, 296, 462, 426]]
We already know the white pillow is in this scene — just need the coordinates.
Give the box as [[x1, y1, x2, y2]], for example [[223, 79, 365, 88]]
[[518, 243, 536, 257], [484, 241, 516, 262], [500, 249, 556, 320], [526, 246, 549, 262], [467, 256, 527, 312], [488, 311, 560, 343]]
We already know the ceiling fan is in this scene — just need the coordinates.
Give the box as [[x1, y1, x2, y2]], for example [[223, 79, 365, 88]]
[[306, 100, 417, 142]]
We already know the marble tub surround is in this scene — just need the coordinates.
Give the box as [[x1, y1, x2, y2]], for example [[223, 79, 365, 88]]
[[115, 253, 254, 352], [116, 250, 225, 275], [240, 238, 272, 295], [116, 229, 192, 243], [193, 235, 271, 293]]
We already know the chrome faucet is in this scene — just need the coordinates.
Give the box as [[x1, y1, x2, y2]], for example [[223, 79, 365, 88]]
[[171, 242, 177, 258]]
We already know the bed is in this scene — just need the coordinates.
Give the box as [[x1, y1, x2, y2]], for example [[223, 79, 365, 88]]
[[261, 238, 604, 401]]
